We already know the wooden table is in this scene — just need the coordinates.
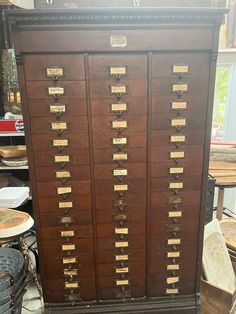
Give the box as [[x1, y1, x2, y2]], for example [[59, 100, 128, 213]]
[[209, 161, 236, 220]]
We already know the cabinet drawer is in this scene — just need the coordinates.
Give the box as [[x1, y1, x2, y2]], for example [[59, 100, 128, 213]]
[[98, 262, 145, 277], [24, 54, 85, 81], [32, 134, 89, 150], [94, 178, 146, 195], [93, 147, 147, 164], [89, 54, 147, 79], [93, 130, 147, 149], [151, 159, 203, 178], [43, 279, 96, 302], [151, 111, 206, 131], [151, 176, 202, 192], [91, 97, 147, 116], [99, 273, 145, 289], [90, 79, 147, 98], [152, 77, 209, 96], [151, 129, 205, 146], [33, 149, 89, 166], [26, 81, 86, 99], [96, 193, 146, 210], [97, 235, 145, 251], [94, 163, 146, 180], [30, 116, 88, 134], [152, 53, 209, 78], [96, 222, 146, 238], [151, 145, 204, 163], [28, 98, 88, 117], [92, 115, 147, 132], [37, 181, 91, 197], [42, 239, 93, 256], [152, 234, 198, 249], [152, 94, 208, 114], [39, 211, 93, 226], [35, 165, 90, 182], [38, 195, 92, 212], [151, 218, 199, 235], [96, 208, 146, 224], [97, 248, 146, 263], [41, 225, 93, 240]]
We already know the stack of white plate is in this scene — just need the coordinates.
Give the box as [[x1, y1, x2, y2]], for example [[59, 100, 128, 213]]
[[0, 187, 29, 208]]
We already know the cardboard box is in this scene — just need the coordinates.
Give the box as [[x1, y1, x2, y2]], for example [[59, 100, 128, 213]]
[[201, 278, 236, 314]]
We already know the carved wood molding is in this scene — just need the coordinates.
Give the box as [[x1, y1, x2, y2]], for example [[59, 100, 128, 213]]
[[6, 8, 227, 28]]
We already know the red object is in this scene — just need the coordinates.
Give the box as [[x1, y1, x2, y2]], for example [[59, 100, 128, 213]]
[[0, 120, 24, 133]]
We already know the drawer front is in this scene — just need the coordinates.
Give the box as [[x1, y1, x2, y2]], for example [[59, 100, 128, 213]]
[[33, 149, 89, 166], [40, 225, 93, 240], [35, 165, 91, 182], [23, 54, 85, 81], [94, 147, 147, 164], [39, 211, 93, 226], [26, 81, 86, 99], [91, 97, 147, 116], [89, 54, 147, 79], [38, 195, 92, 213], [32, 135, 89, 151], [30, 116, 88, 135], [94, 163, 146, 180], [96, 222, 146, 238], [37, 181, 91, 197], [28, 98, 88, 117]]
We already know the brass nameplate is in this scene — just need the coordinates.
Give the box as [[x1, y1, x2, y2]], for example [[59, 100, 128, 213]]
[[60, 217, 74, 224], [171, 119, 186, 127], [113, 213, 128, 221], [170, 151, 185, 159], [113, 169, 128, 177], [114, 184, 128, 192], [48, 87, 64, 96], [116, 267, 129, 273], [111, 103, 127, 112], [56, 171, 71, 179], [115, 228, 128, 235], [113, 153, 128, 161], [169, 182, 183, 189], [110, 85, 127, 95], [172, 102, 187, 110], [63, 257, 77, 264], [57, 187, 72, 195], [115, 241, 129, 248], [168, 197, 182, 204], [166, 288, 179, 294], [112, 120, 127, 129], [167, 224, 182, 232], [167, 264, 180, 271], [110, 35, 127, 48], [169, 167, 184, 175], [167, 252, 180, 258], [61, 231, 75, 237], [167, 277, 179, 284], [115, 255, 128, 261], [51, 122, 67, 131], [110, 67, 127, 76], [59, 202, 73, 209], [116, 279, 129, 286], [64, 269, 78, 276], [62, 244, 76, 251], [55, 155, 70, 163], [168, 211, 182, 218], [170, 135, 185, 143], [47, 67, 64, 78], [53, 139, 68, 147], [65, 282, 79, 289], [172, 65, 189, 74], [172, 84, 188, 92], [113, 138, 127, 145], [50, 105, 66, 114], [168, 239, 181, 245]]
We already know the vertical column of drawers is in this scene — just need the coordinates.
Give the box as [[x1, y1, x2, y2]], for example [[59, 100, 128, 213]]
[[150, 53, 210, 297], [89, 54, 148, 300], [23, 55, 96, 303]]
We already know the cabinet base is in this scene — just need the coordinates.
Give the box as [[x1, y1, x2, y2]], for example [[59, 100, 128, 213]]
[[45, 294, 200, 313]]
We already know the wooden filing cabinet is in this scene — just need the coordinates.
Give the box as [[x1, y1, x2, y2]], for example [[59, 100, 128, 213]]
[[7, 2, 226, 313]]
